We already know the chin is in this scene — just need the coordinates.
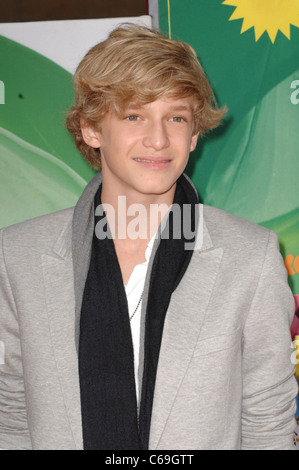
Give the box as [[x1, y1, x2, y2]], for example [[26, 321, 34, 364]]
[[144, 186, 176, 199], [140, 174, 178, 194]]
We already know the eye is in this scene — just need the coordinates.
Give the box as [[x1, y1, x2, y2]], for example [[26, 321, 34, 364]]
[[125, 115, 140, 121], [171, 116, 185, 123]]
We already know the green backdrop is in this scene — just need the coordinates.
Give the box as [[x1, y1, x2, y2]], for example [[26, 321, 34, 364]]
[[158, 0, 299, 296], [0, 35, 95, 227]]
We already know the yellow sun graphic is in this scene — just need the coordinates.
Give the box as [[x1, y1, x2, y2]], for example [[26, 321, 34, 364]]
[[223, 0, 299, 43]]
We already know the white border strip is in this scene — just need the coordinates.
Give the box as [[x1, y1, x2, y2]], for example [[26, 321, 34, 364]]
[[0, 16, 152, 74], [148, 0, 159, 30]]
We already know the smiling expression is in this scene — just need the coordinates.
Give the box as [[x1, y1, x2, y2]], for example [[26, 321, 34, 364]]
[[81, 96, 199, 203]]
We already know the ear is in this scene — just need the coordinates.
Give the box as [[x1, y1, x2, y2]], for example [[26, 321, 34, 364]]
[[190, 132, 200, 152], [80, 119, 101, 148]]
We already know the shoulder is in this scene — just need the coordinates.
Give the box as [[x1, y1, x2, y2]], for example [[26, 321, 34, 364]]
[[0, 207, 74, 253], [202, 204, 273, 250], [198, 205, 290, 316]]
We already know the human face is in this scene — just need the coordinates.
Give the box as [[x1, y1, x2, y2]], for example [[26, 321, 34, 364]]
[[82, 96, 199, 202]]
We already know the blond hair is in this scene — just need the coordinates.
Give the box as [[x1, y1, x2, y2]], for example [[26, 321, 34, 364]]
[[66, 23, 226, 169]]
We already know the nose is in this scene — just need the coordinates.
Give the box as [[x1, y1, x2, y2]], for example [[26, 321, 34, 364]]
[[142, 119, 170, 150]]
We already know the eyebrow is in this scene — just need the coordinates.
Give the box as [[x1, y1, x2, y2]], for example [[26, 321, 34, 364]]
[[167, 105, 193, 112], [126, 104, 193, 112]]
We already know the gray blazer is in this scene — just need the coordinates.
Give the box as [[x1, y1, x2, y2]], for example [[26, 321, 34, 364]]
[[0, 173, 297, 450]]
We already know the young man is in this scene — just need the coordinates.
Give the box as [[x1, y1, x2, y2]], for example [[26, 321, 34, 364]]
[[0, 24, 297, 450]]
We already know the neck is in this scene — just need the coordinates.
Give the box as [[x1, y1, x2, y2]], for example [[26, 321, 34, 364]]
[[100, 182, 176, 243]]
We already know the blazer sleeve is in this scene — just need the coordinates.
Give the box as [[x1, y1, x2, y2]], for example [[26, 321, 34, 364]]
[[241, 230, 298, 450], [0, 229, 32, 450]]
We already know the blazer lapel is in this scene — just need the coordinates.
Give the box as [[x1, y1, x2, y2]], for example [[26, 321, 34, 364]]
[[41, 173, 101, 450], [149, 217, 223, 450], [42, 219, 83, 450]]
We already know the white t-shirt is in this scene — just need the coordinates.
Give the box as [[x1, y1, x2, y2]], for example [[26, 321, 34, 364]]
[[124, 233, 156, 405]]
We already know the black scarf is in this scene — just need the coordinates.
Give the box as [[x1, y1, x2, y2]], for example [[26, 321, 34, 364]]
[[78, 174, 199, 450]]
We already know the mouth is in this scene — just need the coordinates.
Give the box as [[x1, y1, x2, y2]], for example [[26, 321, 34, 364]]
[[133, 157, 172, 170]]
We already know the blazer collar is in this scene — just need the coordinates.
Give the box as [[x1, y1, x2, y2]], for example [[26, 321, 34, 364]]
[[72, 172, 102, 348], [49, 172, 102, 261], [41, 173, 102, 449], [49, 172, 213, 260]]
